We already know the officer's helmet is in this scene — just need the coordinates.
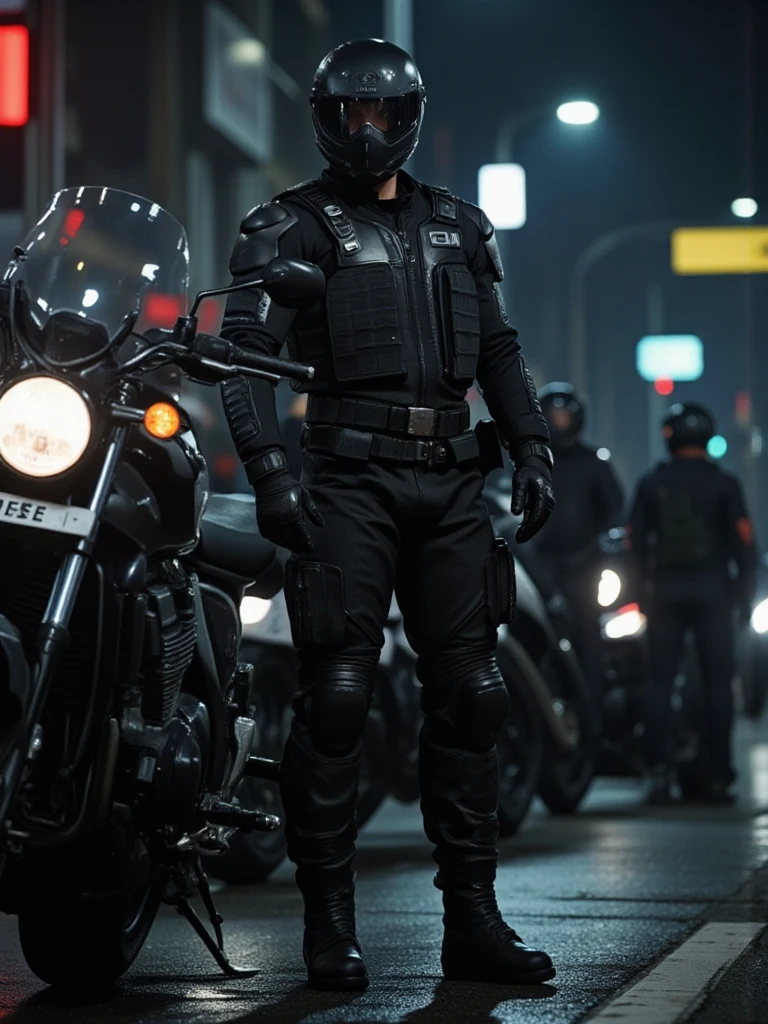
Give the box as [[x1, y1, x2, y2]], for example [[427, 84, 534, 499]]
[[539, 382, 586, 451], [662, 403, 715, 453], [310, 39, 426, 185]]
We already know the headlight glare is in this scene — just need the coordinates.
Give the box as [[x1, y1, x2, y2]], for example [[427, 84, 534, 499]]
[[240, 596, 272, 625], [0, 377, 91, 477], [602, 603, 647, 640], [598, 568, 622, 607], [751, 599, 768, 635]]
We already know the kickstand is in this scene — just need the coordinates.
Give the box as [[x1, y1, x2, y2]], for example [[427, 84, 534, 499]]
[[167, 864, 257, 978]]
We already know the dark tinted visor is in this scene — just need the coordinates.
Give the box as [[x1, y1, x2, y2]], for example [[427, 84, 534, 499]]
[[317, 94, 421, 142]]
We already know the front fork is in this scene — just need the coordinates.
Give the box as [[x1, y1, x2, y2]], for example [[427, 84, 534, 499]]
[[0, 425, 127, 826]]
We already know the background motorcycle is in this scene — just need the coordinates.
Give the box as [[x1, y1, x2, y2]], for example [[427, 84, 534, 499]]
[[0, 186, 323, 989], [484, 473, 599, 817]]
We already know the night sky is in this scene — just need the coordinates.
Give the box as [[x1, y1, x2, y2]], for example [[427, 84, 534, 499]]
[[330, 0, 768, 519]]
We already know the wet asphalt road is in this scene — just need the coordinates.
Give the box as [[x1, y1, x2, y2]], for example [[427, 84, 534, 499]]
[[2, 717, 768, 1024]]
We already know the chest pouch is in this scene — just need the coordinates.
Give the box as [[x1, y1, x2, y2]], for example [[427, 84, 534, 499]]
[[436, 263, 481, 383], [325, 263, 406, 382]]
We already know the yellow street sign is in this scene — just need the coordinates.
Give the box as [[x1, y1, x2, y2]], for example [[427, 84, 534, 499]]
[[671, 226, 768, 274]]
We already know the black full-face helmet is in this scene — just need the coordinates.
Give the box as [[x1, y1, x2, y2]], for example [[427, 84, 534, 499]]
[[662, 402, 715, 453], [310, 39, 426, 185], [539, 382, 586, 451]]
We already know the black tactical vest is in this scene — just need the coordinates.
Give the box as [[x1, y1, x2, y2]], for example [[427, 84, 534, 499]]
[[275, 180, 482, 389]]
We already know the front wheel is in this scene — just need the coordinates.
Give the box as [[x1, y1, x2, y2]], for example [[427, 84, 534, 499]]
[[537, 651, 598, 815], [18, 884, 160, 989], [495, 641, 544, 837]]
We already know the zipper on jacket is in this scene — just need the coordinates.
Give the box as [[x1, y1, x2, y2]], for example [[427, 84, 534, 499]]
[[396, 227, 427, 408]]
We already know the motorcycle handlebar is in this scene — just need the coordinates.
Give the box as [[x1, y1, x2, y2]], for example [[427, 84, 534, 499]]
[[194, 333, 314, 383]]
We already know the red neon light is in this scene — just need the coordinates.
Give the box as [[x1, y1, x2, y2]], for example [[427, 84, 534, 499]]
[[654, 378, 674, 396], [63, 208, 86, 238], [0, 26, 29, 127], [617, 602, 640, 615], [142, 293, 185, 328]]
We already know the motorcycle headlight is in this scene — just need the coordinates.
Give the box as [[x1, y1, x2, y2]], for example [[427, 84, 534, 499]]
[[598, 568, 622, 607], [601, 603, 647, 640], [240, 596, 272, 625], [0, 377, 92, 478], [751, 599, 768, 635]]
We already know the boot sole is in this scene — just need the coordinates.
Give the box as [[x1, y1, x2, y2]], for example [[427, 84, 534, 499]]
[[308, 974, 370, 992], [443, 965, 557, 986]]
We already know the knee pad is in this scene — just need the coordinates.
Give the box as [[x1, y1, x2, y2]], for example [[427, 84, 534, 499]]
[[305, 657, 378, 755], [457, 669, 510, 750]]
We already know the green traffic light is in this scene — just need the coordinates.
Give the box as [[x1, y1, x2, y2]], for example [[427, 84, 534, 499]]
[[707, 435, 728, 458]]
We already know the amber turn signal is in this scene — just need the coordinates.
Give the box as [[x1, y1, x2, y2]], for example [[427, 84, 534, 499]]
[[144, 402, 181, 439]]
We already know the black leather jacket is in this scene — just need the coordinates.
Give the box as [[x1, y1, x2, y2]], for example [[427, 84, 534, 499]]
[[219, 170, 549, 466]]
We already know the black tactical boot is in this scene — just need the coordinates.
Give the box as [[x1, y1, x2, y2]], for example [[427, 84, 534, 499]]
[[302, 883, 369, 991], [438, 878, 555, 985]]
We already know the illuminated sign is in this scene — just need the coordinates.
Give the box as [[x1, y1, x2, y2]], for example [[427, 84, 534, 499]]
[[636, 335, 704, 382], [672, 226, 768, 274]]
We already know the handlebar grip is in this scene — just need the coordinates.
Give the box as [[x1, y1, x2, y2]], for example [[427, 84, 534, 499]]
[[193, 333, 314, 382], [231, 346, 314, 383]]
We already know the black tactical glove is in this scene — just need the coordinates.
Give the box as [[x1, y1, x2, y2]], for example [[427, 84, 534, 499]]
[[510, 441, 555, 544], [246, 449, 323, 554]]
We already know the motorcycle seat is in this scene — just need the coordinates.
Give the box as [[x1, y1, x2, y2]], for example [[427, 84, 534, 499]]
[[195, 494, 281, 595]]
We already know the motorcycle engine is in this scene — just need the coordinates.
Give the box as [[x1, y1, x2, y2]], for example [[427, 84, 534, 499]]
[[140, 561, 198, 726]]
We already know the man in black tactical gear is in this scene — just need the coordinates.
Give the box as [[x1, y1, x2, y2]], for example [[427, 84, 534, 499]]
[[627, 403, 755, 805], [524, 383, 625, 694], [220, 39, 556, 990]]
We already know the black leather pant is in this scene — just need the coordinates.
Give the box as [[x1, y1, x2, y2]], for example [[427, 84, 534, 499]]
[[280, 450, 513, 898]]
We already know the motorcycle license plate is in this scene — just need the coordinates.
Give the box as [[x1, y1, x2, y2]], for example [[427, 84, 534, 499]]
[[0, 490, 95, 537]]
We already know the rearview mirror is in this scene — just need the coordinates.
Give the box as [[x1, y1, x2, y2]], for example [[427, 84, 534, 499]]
[[189, 258, 325, 318], [260, 258, 326, 309]]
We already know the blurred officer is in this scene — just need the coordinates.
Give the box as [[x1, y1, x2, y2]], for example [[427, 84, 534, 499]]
[[527, 383, 625, 692], [627, 403, 756, 804]]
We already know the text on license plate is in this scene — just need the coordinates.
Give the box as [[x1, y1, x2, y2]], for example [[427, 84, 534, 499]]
[[0, 491, 95, 537]]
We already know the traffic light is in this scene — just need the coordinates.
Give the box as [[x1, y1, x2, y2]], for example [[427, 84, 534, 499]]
[[0, 20, 28, 212], [0, 24, 29, 126]]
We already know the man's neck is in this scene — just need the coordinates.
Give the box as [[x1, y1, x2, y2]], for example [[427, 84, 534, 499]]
[[374, 173, 398, 201]]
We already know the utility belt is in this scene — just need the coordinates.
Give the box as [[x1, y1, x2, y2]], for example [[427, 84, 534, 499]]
[[302, 423, 479, 468], [306, 395, 470, 438], [301, 398, 507, 471]]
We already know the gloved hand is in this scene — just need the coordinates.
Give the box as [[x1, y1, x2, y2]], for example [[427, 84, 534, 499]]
[[246, 449, 323, 554], [510, 442, 555, 544]]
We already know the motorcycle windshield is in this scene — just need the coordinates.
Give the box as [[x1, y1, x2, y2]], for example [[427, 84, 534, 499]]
[[4, 187, 189, 366]]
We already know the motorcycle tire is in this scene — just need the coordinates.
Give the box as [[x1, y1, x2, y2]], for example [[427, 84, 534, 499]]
[[495, 641, 543, 837], [210, 644, 296, 884], [18, 883, 160, 989], [537, 655, 597, 815]]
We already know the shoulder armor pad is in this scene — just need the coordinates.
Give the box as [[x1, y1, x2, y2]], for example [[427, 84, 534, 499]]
[[273, 178, 323, 202], [461, 200, 503, 281], [240, 202, 291, 234], [229, 201, 299, 276]]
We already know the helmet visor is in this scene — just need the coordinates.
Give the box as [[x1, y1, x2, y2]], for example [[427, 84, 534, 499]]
[[317, 95, 421, 143]]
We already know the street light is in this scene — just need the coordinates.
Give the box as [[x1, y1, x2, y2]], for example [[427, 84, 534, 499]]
[[556, 100, 600, 126], [494, 99, 600, 162], [731, 197, 758, 219]]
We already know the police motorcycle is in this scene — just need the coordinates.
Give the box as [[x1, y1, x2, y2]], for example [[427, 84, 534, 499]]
[[0, 187, 324, 989], [484, 470, 599, 815]]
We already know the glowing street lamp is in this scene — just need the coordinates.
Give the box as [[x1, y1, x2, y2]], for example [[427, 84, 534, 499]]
[[731, 197, 758, 219], [556, 100, 600, 126]]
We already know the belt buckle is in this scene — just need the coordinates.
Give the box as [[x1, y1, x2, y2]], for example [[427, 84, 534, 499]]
[[414, 440, 447, 467], [407, 407, 436, 437]]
